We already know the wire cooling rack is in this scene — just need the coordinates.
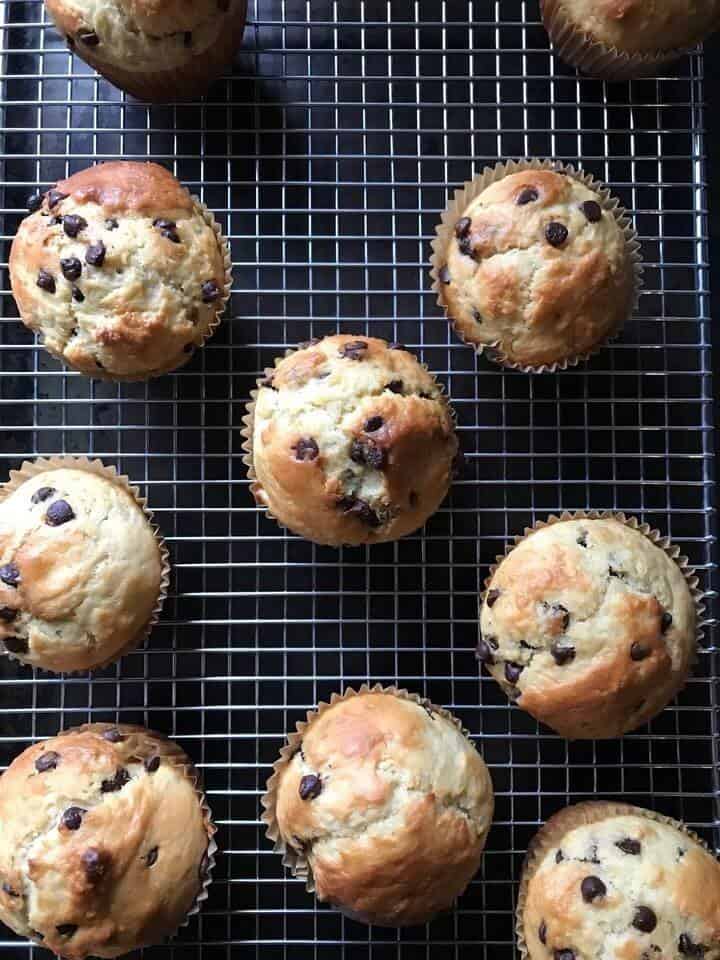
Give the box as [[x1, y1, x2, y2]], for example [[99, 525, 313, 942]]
[[0, 1, 717, 957]]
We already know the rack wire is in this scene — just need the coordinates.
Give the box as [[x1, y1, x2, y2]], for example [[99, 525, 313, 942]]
[[0, 1, 717, 957]]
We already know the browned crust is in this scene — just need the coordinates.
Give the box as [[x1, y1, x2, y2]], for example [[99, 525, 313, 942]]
[[55, 162, 194, 217]]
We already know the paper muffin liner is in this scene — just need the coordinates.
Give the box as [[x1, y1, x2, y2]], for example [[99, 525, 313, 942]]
[[260, 683, 483, 898], [540, 0, 699, 81], [240, 337, 459, 547], [0, 456, 171, 674], [515, 800, 718, 960], [430, 159, 643, 374]]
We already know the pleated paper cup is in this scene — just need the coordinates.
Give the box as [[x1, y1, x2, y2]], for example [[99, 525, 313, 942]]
[[0, 456, 170, 673], [516, 800, 718, 960], [430, 159, 643, 373]]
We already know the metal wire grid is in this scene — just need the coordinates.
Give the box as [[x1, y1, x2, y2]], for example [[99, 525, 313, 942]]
[[0, 0, 717, 957]]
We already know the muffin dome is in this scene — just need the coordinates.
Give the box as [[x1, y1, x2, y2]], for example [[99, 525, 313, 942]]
[[247, 335, 459, 546], [0, 723, 213, 959], [520, 802, 720, 960], [478, 516, 696, 739], [435, 168, 636, 369], [45, 0, 248, 101], [268, 689, 494, 926], [10, 162, 228, 380], [0, 463, 165, 673]]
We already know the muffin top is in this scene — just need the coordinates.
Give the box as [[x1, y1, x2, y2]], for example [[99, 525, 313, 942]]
[[551, 0, 720, 54], [0, 465, 163, 673], [478, 517, 696, 739], [249, 335, 458, 546], [522, 802, 720, 960], [437, 169, 635, 368], [272, 690, 494, 926], [45, 0, 245, 70], [10, 162, 226, 379], [0, 723, 211, 960]]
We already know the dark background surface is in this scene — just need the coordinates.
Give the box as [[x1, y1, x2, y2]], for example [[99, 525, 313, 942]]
[[0, 2, 717, 957]]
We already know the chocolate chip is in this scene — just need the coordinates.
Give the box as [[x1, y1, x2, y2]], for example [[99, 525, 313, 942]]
[[387, 380, 403, 393], [581, 876, 606, 903], [581, 200, 603, 223], [505, 661, 523, 684], [95, 358, 104, 369], [35, 751, 60, 773], [339, 340, 368, 360], [37, 269, 56, 294], [539, 921, 547, 945], [56, 924, 78, 938], [455, 216, 472, 238], [545, 221, 569, 247], [486, 589, 500, 608], [184, 31, 192, 46], [201, 280, 221, 303], [27, 192, 43, 213], [350, 439, 387, 470], [439, 265, 451, 284], [153, 218, 176, 230], [144, 754, 160, 773], [45, 500, 75, 526], [145, 846, 159, 867], [661, 611, 673, 633], [77, 28, 99, 44], [85, 242, 106, 267], [678, 934, 705, 956], [476, 639, 495, 665], [364, 416, 384, 433], [60, 257, 82, 281], [555, 850, 564, 863], [577, 530, 588, 547], [299, 774, 322, 800], [47, 189, 68, 209], [633, 907, 657, 933], [551, 643, 576, 666], [616, 838, 641, 855], [554, 951, 575, 960], [337, 496, 381, 527], [102, 728, 124, 743], [162, 227, 181, 243], [609, 566, 624, 579], [62, 214, 87, 238], [4, 636, 28, 655], [0, 564, 20, 587], [630, 642, 650, 662], [0, 608, 17, 623], [105, 218, 119, 230], [48, 215, 63, 226], [31, 486, 55, 504], [517, 187, 539, 205], [292, 438, 319, 462], [81, 848, 107, 883], [72, 286, 85, 303], [61, 807, 85, 831], [101, 767, 130, 793]]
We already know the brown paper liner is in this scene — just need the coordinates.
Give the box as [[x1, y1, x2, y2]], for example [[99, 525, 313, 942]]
[[261, 684, 487, 898], [516, 800, 717, 960], [0, 456, 171, 674], [60, 2, 247, 102], [540, 0, 700, 81], [430, 159, 643, 374]]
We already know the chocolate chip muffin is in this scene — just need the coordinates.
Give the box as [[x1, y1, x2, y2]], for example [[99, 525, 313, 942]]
[[432, 164, 639, 370], [245, 335, 459, 546], [541, 0, 720, 79], [0, 723, 214, 959], [10, 162, 229, 380], [45, 0, 248, 101], [0, 459, 167, 673], [478, 515, 697, 739], [263, 687, 494, 927], [518, 802, 720, 960]]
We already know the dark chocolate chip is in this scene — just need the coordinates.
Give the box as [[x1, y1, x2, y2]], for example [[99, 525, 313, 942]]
[[105, 218, 119, 230], [48, 215, 63, 226], [0, 607, 17, 623], [31, 486, 55, 504], [554, 951, 575, 960], [299, 774, 322, 800], [102, 728, 124, 743], [338, 339, 369, 360], [364, 416, 384, 433], [153, 218, 176, 230], [581, 200, 603, 223], [678, 934, 705, 957], [476, 639, 495, 665], [581, 876, 606, 903], [609, 566, 625, 579], [0, 564, 20, 587], [539, 921, 547, 945], [184, 31, 192, 46], [145, 846, 159, 867], [56, 924, 78, 938], [387, 380, 403, 393], [545, 221, 569, 247], [45, 500, 75, 526], [27, 192, 43, 213], [350, 439, 387, 470], [577, 530, 588, 547], [555, 849, 564, 863], [144, 754, 160, 773], [486, 589, 500, 608], [81, 848, 107, 883], [439, 265, 451, 284], [101, 767, 130, 793], [4, 636, 28, 655], [37, 269, 56, 294], [630, 642, 650, 662], [85, 242, 106, 267], [61, 807, 85, 831], [661, 611, 673, 633], [201, 280, 221, 303], [455, 216, 472, 238], [60, 257, 82, 281], [633, 907, 657, 933], [337, 496, 381, 527], [2, 882, 19, 898], [47, 189, 68, 209], [35, 751, 60, 773], [505, 661, 524, 684], [551, 643, 576, 666], [62, 214, 87, 238], [517, 187, 539, 205], [292, 438, 319, 462], [78, 28, 100, 44], [161, 228, 181, 243], [616, 838, 641, 855], [72, 286, 85, 303], [95, 358, 104, 369]]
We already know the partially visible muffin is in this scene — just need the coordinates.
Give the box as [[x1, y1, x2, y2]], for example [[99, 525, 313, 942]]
[[0, 723, 213, 959], [10, 161, 228, 380], [519, 801, 720, 960], [265, 688, 495, 926], [0, 462, 165, 673], [45, 0, 248, 101], [478, 516, 696, 739], [246, 335, 459, 546], [434, 167, 637, 370]]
